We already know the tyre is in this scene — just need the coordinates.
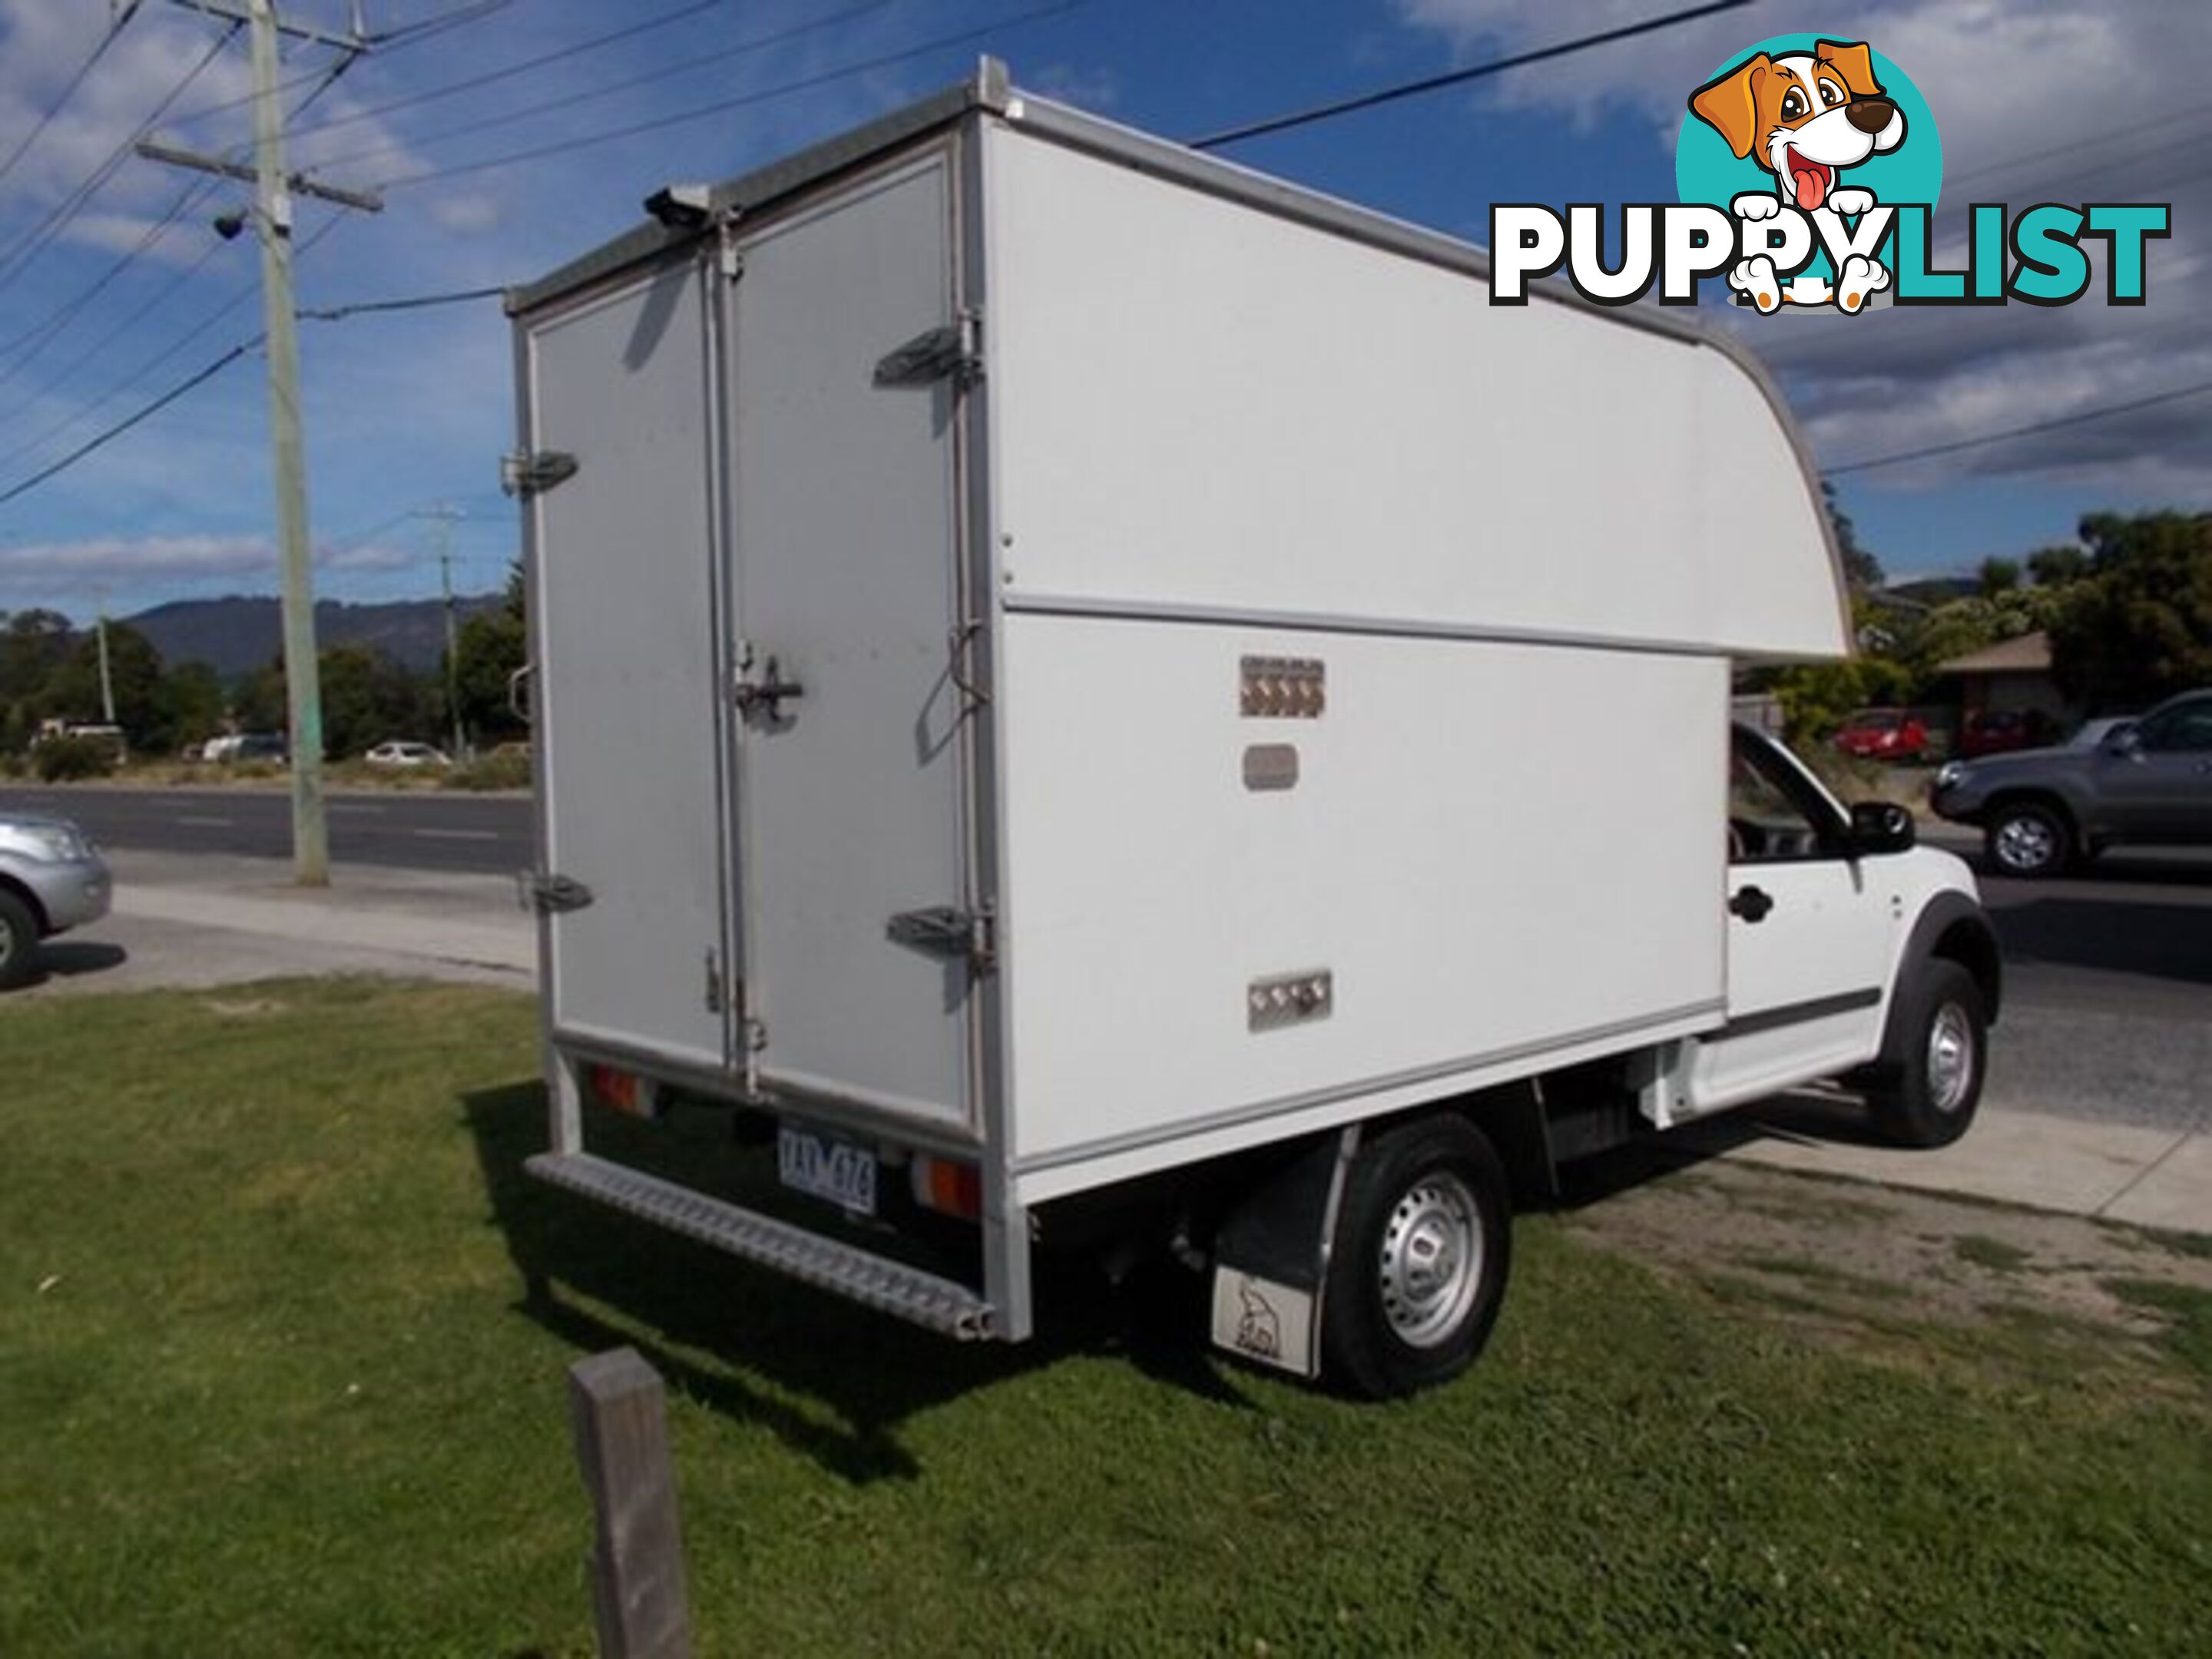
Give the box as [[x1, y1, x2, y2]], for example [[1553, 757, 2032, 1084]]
[[0, 887, 39, 992], [1867, 959, 1987, 1148], [1985, 800, 2072, 879], [1320, 1114, 1512, 1399]]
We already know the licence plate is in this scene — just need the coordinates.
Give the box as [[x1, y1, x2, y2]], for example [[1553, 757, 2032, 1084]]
[[777, 1124, 877, 1216]]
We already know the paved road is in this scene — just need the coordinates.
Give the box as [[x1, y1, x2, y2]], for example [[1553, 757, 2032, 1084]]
[[0, 784, 532, 875]]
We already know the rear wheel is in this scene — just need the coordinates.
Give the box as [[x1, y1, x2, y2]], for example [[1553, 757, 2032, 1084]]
[[0, 888, 40, 991], [1985, 800, 2072, 879], [1321, 1114, 1512, 1399], [1867, 959, 1986, 1148]]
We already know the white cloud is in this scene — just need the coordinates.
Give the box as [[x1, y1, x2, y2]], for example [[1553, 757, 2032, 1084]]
[[64, 209, 212, 263], [0, 531, 412, 587], [429, 193, 500, 233]]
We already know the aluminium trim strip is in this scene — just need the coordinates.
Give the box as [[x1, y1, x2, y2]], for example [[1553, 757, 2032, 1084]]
[[1002, 591, 1740, 660], [505, 61, 1010, 316], [1714, 985, 1883, 1041], [1013, 998, 1727, 1177]]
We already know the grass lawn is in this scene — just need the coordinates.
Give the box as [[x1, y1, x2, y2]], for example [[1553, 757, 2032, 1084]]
[[5, 980, 2207, 1656]]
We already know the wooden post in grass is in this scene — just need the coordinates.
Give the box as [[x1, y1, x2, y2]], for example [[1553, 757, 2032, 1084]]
[[569, 1348, 693, 1659]]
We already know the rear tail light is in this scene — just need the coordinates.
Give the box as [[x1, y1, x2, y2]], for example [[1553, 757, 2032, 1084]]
[[584, 1063, 659, 1120], [911, 1154, 982, 1221]]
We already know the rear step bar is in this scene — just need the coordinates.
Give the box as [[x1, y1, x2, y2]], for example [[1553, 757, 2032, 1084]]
[[525, 1152, 995, 1339]]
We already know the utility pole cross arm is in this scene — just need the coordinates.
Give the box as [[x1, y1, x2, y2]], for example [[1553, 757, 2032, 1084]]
[[133, 139, 384, 214]]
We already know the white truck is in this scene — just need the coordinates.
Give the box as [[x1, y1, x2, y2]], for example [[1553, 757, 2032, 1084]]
[[504, 64, 1999, 1396]]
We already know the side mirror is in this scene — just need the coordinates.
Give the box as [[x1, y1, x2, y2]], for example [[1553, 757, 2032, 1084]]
[[1849, 800, 1916, 856], [2102, 726, 2142, 757]]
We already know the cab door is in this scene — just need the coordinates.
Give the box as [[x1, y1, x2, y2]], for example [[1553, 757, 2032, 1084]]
[[1693, 728, 1898, 1111]]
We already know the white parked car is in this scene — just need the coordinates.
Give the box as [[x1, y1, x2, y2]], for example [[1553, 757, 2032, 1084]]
[[363, 740, 451, 768]]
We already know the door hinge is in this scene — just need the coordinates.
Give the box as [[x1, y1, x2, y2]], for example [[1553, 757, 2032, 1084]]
[[518, 871, 593, 914], [500, 449, 578, 498], [873, 310, 981, 387], [704, 949, 724, 1014], [887, 902, 996, 973]]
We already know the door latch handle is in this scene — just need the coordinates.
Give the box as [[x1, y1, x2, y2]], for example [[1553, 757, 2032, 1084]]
[[1729, 885, 1774, 923], [734, 655, 804, 721]]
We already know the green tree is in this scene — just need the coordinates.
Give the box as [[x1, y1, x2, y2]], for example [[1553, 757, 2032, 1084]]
[[316, 643, 435, 759], [231, 659, 288, 733], [40, 623, 164, 744], [153, 661, 229, 754], [452, 568, 527, 744], [1, 609, 74, 752], [1823, 480, 1884, 591], [1976, 556, 2022, 598], [2028, 544, 2091, 588], [2048, 511, 2212, 710]]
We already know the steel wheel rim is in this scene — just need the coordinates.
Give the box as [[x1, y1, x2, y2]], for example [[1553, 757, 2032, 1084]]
[[1377, 1171, 1482, 1348], [1995, 814, 2055, 873], [1927, 1003, 1975, 1113], [0, 916, 15, 969]]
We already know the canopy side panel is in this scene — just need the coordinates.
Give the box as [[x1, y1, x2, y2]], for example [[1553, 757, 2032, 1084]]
[[986, 125, 1845, 659]]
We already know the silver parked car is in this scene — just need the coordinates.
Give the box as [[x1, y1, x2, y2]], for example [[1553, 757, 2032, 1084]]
[[1930, 690, 2212, 877], [0, 809, 113, 989]]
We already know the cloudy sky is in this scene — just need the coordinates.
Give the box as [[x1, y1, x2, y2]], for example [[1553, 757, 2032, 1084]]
[[0, 0, 2201, 621]]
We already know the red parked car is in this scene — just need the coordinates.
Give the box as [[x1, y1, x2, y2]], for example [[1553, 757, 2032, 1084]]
[[1833, 708, 1929, 762], [1958, 707, 2055, 758]]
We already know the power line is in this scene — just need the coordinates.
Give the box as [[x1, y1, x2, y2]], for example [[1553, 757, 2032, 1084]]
[[286, 0, 733, 146], [0, 210, 346, 473], [1826, 378, 2212, 477], [0, 342, 256, 509], [0, 20, 238, 295], [1187, 0, 1751, 151], [0, 253, 499, 502], [0, 2, 144, 194], [0, 177, 218, 388], [376, 0, 1081, 190], [302, 0, 899, 174], [163, 0, 518, 127]]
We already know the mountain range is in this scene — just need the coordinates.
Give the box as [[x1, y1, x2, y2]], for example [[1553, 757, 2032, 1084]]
[[121, 594, 505, 679]]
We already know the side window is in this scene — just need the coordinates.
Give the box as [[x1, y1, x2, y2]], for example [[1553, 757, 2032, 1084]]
[[2137, 700, 2212, 754], [1729, 730, 1840, 863]]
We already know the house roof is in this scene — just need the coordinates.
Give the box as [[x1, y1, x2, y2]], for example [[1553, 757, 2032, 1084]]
[[1936, 631, 2053, 675]]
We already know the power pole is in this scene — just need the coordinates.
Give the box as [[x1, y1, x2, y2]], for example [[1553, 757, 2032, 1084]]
[[416, 502, 467, 760], [137, 1, 382, 885], [94, 592, 117, 724]]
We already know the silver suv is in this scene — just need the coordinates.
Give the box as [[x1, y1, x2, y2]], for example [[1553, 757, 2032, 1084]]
[[0, 809, 114, 988], [1930, 689, 2212, 877]]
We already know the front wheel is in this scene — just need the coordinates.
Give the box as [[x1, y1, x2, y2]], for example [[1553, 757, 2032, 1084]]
[[1321, 1114, 1512, 1399], [1867, 959, 1987, 1148], [0, 888, 39, 991], [1985, 800, 2072, 879]]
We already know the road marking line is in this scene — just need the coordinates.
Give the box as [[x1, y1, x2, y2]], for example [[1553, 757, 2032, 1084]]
[[176, 815, 236, 827], [413, 828, 502, 841]]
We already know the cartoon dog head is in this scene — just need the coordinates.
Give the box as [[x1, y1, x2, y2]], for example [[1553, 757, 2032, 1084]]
[[1689, 40, 1906, 212]]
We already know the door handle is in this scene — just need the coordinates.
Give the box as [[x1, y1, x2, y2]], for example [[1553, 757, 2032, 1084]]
[[1730, 885, 1774, 923]]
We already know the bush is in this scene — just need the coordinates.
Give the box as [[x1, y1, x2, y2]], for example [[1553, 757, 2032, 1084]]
[[439, 750, 531, 792], [33, 734, 118, 781]]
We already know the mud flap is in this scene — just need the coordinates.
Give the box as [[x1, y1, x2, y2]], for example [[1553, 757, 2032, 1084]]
[[1208, 1127, 1359, 1378]]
